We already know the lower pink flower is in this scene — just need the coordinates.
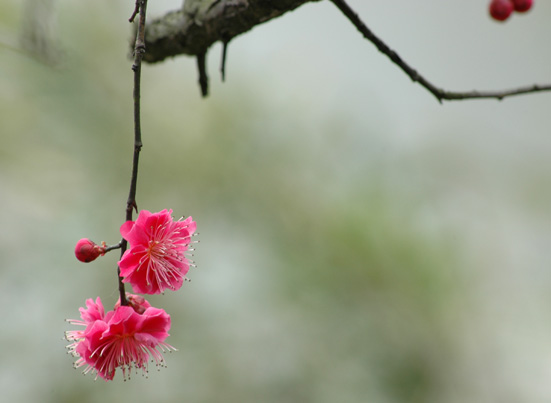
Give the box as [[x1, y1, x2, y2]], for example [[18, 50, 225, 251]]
[[66, 295, 175, 381]]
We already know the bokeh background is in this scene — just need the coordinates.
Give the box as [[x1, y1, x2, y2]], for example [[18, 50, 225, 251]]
[[1, 0, 550, 402]]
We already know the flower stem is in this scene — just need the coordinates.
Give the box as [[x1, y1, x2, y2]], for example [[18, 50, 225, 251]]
[[119, 0, 149, 306], [104, 242, 123, 253]]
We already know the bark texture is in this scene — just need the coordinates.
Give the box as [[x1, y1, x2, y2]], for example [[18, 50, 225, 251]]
[[142, 0, 320, 63]]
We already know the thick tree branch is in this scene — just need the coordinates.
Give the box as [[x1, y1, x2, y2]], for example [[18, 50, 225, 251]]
[[330, 0, 551, 102], [142, 0, 551, 102], [143, 0, 319, 64]]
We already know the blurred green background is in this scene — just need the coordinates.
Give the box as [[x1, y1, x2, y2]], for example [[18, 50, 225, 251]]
[[1, 1, 551, 402]]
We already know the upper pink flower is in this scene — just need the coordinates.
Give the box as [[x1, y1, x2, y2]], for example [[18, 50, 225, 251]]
[[66, 295, 174, 381], [118, 209, 196, 294]]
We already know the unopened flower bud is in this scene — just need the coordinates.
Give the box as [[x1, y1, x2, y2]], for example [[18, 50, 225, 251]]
[[75, 238, 106, 263], [115, 293, 151, 314]]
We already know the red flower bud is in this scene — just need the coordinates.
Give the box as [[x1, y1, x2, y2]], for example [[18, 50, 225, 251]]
[[75, 238, 106, 263], [114, 293, 151, 314]]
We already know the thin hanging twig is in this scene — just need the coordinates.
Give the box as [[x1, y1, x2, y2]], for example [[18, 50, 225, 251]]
[[117, 0, 148, 306]]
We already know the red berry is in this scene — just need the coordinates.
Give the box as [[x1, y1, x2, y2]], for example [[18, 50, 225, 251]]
[[489, 0, 514, 21], [511, 0, 533, 12]]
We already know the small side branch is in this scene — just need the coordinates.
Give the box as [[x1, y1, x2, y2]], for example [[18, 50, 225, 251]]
[[330, 0, 551, 102], [220, 38, 230, 82], [196, 50, 209, 97]]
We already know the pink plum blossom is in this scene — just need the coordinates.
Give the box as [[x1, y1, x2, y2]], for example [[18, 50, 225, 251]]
[[65, 295, 175, 381], [118, 209, 196, 294]]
